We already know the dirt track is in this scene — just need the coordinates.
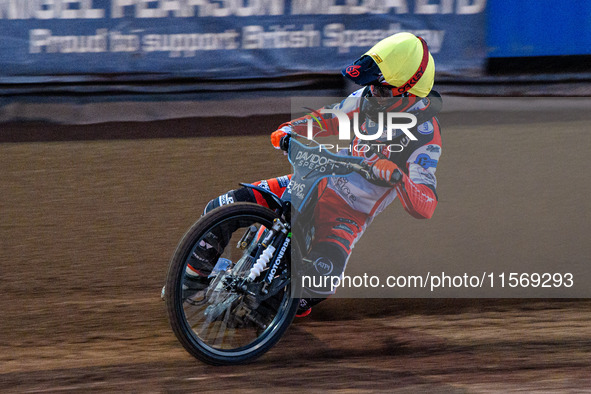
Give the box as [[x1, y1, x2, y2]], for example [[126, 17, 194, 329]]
[[1, 108, 590, 392]]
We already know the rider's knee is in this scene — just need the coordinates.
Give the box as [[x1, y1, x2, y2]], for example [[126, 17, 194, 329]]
[[299, 241, 350, 298], [203, 187, 255, 215]]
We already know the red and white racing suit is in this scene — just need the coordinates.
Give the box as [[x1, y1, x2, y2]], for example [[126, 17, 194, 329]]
[[204, 87, 442, 296]]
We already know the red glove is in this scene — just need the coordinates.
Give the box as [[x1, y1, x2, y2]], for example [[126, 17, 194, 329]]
[[271, 125, 292, 149], [372, 159, 400, 183]]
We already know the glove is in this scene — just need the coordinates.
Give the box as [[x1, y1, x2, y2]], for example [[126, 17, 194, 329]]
[[372, 159, 401, 183], [271, 125, 292, 149]]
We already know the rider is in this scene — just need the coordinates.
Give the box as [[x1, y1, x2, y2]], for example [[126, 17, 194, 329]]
[[190, 32, 442, 317]]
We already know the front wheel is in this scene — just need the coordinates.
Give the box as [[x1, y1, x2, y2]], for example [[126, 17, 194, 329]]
[[164, 203, 298, 365]]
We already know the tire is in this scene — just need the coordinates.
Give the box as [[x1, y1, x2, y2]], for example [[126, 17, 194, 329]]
[[164, 202, 298, 365]]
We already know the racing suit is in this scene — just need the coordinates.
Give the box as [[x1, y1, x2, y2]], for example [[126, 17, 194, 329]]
[[202, 87, 442, 299]]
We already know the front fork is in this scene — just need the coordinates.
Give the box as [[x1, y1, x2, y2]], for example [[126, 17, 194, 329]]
[[247, 218, 290, 280], [237, 218, 290, 298]]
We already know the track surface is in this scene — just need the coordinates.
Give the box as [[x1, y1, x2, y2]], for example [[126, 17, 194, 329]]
[[1, 108, 590, 392]]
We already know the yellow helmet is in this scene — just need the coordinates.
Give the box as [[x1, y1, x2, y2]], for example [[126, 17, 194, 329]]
[[342, 32, 435, 97]]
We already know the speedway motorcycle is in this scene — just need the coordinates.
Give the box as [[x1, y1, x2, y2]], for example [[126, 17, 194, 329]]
[[163, 133, 399, 365]]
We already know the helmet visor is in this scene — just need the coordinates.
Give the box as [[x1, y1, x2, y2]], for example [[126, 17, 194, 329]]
[[341, 55, 382, 86]]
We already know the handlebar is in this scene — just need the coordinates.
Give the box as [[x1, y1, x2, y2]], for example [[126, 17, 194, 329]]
[[280, 133, 402, 186], [347, 161, 402, 186], [279, 133, 291, 152]]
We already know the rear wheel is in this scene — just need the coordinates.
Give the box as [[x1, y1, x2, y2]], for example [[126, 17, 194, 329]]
[[164, 203, 298, 365]]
